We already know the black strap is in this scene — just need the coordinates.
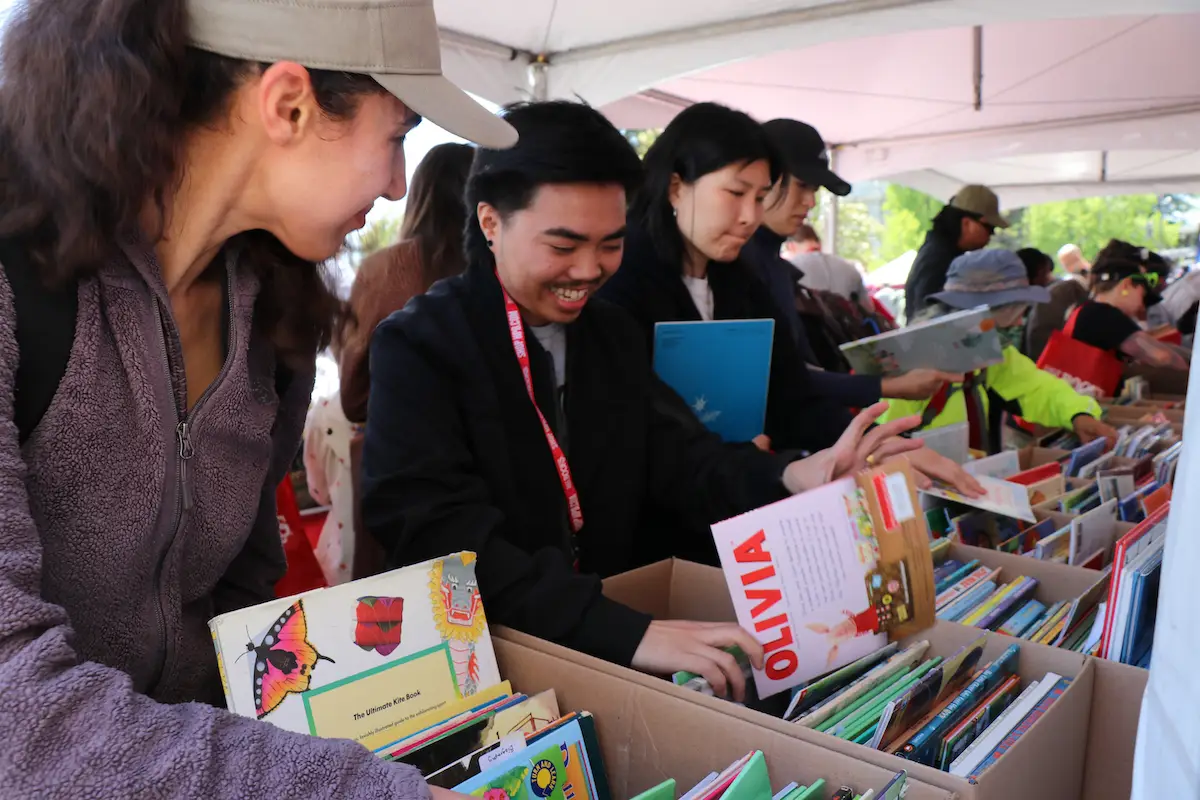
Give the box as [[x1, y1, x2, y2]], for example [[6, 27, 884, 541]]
[[2, 240, 77, 446]]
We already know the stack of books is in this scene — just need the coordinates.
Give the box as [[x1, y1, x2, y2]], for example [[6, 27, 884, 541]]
[[633, 752, 911, 800], [209, 553, 608, 798]]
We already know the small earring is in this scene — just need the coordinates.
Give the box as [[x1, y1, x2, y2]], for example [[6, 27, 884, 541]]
[[672, 207, 678, 218], [1121, 289, 1129, 295], [487, 239, 494, 247]]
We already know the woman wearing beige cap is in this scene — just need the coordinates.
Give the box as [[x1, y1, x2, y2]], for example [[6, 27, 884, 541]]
[[0, 0, 508, 796]]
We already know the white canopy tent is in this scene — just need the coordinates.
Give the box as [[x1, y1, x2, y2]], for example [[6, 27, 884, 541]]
[[434, 0, 1200, 205]]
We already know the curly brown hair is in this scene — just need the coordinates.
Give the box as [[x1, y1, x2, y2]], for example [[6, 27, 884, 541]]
[[0, 0, 388, 368]]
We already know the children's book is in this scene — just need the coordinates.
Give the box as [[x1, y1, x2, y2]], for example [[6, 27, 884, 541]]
[[962, 451, 1020, 480], [210, 552, 502, 750], [893, 644, 1019, 766], [839, 306, 1003, 376], [937, 675, 1021, 770], [711, 462, 935, 698], [869, 635, 987, 751], [453, 716, 607, 800], [653, 319, 774, 443], [922, 475, 1035, 523]]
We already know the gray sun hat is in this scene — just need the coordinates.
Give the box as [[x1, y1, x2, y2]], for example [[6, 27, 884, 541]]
[[186, 0, 517, 149], [930, 249, 1052, 309]]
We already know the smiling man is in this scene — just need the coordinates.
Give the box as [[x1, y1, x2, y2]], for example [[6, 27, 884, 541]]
[[360, 101, 934, 699]]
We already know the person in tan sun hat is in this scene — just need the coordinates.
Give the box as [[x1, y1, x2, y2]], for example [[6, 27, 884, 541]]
[[904, 184, 1010, 321], [0, 0, 508, 797]]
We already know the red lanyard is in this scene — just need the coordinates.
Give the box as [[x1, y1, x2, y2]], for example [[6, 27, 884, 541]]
[[500, 280, 585, 536]]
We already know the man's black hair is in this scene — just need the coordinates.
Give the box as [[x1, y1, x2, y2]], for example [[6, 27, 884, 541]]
[[463, 101, 643, 267], [630, 102, 783, 271], [1016, 247, 1054, 283]]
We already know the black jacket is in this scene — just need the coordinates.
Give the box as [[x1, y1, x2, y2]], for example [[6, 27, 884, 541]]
[[904, 229, 964, 321], [742, 228, 884, 409], [599, 227, 851, 452], [360, 263, 798, 667]]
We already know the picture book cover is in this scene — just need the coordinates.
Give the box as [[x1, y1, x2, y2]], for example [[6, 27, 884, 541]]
[[710, 462, 936, 700], [839, 306, 1003, 377], [653, 319, 774, 443], [711, 461, 935, 699], [210, 552, 501, 750], [453, 718, 603, 800]]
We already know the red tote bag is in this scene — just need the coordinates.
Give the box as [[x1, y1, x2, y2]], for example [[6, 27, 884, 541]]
[[1034, 307, 1124, 400], [274, 478, 329, 597]]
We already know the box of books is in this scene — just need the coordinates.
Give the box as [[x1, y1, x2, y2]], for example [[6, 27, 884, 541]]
[[210, 552, 504, 754], [492, 635, 959, 800], [1081, 658, 1148, 800], [544, 558, 1095, 800]]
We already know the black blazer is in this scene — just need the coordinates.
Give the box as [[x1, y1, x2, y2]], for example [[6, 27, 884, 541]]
[[599, 227, 852, 453], [361, 263, 797, 667]]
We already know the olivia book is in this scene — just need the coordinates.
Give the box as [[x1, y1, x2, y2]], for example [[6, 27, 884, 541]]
[[711, 461, 936, 699]]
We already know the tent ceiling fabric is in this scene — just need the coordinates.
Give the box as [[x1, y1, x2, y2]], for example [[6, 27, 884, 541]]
[[435, 0, 1200, 205]]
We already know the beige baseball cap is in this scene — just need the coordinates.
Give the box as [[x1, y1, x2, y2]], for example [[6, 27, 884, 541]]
[[949, 184, 1010, 229], [186, 0, 517, 149]]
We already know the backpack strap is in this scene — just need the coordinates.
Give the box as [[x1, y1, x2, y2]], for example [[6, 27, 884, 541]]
[[1, 240, 78, 446]]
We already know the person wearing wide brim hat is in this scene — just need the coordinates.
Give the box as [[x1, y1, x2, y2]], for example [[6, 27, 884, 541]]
[[903, 184, 1010, 321], [882, 249, 1117, 453]]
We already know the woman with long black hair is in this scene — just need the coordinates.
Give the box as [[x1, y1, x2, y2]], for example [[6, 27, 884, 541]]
[[601, 103, 981, 493]]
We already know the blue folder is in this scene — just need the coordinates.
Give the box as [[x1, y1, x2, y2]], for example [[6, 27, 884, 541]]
[[652, 319, 774, 443]]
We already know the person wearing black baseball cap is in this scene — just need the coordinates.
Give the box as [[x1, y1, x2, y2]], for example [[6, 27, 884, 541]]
[[742, 119, 961, 408], [1070, 257, 1189, 371]]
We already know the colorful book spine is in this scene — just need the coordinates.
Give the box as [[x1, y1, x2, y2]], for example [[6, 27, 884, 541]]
[[1025, 601, 1068, 641], [936, 565, 993, 609], [998, 599, 1046, 638], [940, 581, 997, 622], [936, 560, 982, 596], [938, 675, 1021, 770], [962, 580, 1021, 626], [933, 560, 966, 584], [966, 678, 1071, 782], [894, 644, 1020, 766], [977, 578, 1039, 631]]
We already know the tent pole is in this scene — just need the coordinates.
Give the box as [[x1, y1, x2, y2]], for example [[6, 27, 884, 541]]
[[824, 149, 841, 256], [972, 26, 983, 111]]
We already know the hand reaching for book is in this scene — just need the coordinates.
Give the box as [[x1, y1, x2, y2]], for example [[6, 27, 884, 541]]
[[880, 369, 965, 401], [782, 402, 924, 494], [903, 447, 985, 497], [630, 620, 765, 703]]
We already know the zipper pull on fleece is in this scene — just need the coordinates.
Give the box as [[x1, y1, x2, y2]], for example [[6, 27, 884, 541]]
[[177, 421, 195, 511]]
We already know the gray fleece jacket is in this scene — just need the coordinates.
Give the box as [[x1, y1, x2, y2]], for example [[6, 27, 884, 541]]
[[0, 242, 429, 798]]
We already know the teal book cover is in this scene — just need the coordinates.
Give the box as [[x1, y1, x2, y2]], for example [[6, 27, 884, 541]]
[[653, 319, 774, 443]]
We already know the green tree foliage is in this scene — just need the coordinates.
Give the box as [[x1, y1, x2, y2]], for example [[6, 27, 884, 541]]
[[624, 129, 661, 158], [809, 198, 884, 269], [879, 184, 942, 263], [347, 215, 402, 264], [875, 184, 1183, 266], [1005, 195, 1180, 262]]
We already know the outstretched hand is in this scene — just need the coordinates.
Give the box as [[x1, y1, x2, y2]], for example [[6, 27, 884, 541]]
[[881, 369, 965, 401], [631, 620, 765, 703], [783, 401, 924, 494]]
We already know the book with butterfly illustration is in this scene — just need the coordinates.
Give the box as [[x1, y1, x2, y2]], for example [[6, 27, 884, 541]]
[[210, 551, 502, 751]]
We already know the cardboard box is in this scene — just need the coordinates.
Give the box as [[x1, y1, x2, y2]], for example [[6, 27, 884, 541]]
[[499, 559, 1093, 800], [1018, 446, 1071, 470], [492, 637, 958, 800], [1081, 658, 1148, 800]]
